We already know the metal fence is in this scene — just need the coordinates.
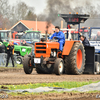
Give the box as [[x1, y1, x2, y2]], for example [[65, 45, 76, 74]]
[[0, 53, 17, 67]]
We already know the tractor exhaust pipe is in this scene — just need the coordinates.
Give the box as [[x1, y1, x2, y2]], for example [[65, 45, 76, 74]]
[[46, 27, 48, 42], [46, 21, 51, 42]]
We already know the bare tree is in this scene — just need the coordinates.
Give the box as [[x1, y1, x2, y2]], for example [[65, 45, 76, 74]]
[[25, 10, 37, 20], [11, 2, 29, 21], [0, 0, 10, 17], [0, 0, 11, 29], [10, 1, 36, 25]]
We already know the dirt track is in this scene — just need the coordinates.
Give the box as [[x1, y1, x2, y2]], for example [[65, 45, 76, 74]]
[[0, 68, 100, 100], [0, 92, 100, 100], [0, 68, 100, 85]]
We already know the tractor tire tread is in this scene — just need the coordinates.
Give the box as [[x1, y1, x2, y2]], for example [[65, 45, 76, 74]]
[[23, 55, 33, 74], [64, 42, 85, 75]]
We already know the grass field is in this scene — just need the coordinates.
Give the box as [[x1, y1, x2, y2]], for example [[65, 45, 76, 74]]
[[0, 64, 23, 69], [0, 80, 99, 90], [8, 90, 100, 97], [0, 80, 99, 96]]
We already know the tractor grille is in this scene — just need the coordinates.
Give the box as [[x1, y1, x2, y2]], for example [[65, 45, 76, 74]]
[[35, 43, 46, 54], [36, 47, 46, 49], [36, 51, 46, 53], [36, 43, 46, 45]]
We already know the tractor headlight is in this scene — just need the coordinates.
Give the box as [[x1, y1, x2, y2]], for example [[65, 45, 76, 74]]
[[22, 48, 26, 52], [51, 51, 56, 57], [51, 51, 53, 56], [53, 51, 56, 57]]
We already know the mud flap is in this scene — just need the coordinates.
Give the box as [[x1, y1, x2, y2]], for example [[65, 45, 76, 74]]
[[83, 46, 95, 74]]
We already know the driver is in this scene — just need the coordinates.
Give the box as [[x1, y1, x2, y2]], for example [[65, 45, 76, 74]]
[[49, 26, 65, 52]]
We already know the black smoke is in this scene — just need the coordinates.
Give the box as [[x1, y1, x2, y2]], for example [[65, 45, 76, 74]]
[[43, 0, 100, 27]]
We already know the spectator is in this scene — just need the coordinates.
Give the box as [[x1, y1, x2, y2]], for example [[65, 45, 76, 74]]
[[6, 41, 14, 67], [0, 43, 5, 65], [79, 32, 90, 46]]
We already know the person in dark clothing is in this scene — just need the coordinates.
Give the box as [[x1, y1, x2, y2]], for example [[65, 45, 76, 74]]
[[0, 42, 5, 53], [6, 41, 14, 67], [79, 32, 90, 46], [80, 35, 90, 46], [0, 42, 5, 65]]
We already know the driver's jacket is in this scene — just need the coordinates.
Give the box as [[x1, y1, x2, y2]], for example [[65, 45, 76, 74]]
[[49, 31, 65, 43]]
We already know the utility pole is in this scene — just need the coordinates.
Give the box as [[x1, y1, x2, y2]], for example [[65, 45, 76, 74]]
[[36, 17, 37, 31], [61, 20, 63, 29]]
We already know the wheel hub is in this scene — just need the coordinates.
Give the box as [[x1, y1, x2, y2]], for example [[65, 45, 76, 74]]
[[76, 49, 82, 69], [16, 58, 21, 64], [59, 62, 63, 73]]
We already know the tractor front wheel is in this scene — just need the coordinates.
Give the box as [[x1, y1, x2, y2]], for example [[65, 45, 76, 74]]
[[23, 55, 33, 74], [54, 58, 64, 75]]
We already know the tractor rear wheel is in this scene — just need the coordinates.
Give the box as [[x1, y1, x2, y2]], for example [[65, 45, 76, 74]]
[[65, 42, 85, 75], [23, 55, 33, 74], [54, 58, 64, 75]]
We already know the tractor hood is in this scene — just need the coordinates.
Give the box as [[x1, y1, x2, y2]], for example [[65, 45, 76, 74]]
[[35, 42, 59, 58], [14, 45, 32, 51], [3, 42, 32, 56], [14, 45, 32, 56]]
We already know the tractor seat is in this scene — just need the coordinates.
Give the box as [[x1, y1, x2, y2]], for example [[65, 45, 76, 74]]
[[41, 38, 46, 42]]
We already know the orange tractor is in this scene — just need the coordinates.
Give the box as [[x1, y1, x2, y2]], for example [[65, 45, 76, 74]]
[[23, 39, 85, 75], [23, 14, 98, 75]]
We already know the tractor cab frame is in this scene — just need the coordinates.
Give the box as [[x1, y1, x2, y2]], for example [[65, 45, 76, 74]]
[[59, 14, 89, 40]]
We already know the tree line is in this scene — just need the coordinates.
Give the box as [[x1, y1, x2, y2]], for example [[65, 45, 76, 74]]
[[0, 0, 37, 29], [0, 0, 100, 29]]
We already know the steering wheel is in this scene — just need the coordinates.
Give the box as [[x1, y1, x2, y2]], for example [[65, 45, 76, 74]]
[[49, 37, 58, 42]]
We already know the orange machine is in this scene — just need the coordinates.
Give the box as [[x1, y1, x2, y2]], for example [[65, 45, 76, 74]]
[[23, 14, 97, 75], [23, 38, 85, 75], [35, 42, 59, 58], [35, 40, 80, 57]]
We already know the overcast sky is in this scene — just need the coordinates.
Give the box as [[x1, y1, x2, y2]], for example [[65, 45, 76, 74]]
[[9, 0, 47, 14]]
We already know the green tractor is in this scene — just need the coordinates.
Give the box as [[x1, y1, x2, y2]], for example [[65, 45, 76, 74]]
[[3, 41, 32, 64], [0, 30, 41, 64]]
